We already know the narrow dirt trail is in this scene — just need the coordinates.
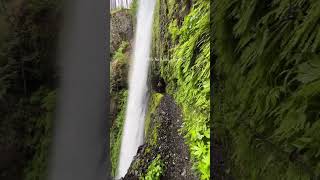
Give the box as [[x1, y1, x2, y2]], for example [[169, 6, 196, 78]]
[[156, 95, 197, 180]]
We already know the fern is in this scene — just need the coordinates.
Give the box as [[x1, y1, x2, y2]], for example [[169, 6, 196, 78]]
[[214, 0, 320, 179], [153, 0, 210, 179]]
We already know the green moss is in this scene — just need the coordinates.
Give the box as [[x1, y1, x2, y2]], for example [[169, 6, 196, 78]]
[[168, 19, 179, 43], [111, 41, 130, 92], [150, 123, 159, 146], [145, 146, 151, 154], [111, 7, 128, 14], [145, 119, 160, 148], [167, 0, 176, 18], [144, 92, 163, 136], [131, 158, 143, 174], [151, 0, 161, 57], [110, 90, 128, 177]]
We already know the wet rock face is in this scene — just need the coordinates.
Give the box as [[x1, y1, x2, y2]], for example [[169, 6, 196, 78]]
[[151, 76, 166, 93], [111, 10, 133, 55], [111, 59, 128, 92]]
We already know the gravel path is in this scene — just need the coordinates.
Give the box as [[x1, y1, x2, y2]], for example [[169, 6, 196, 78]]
[[157, 95, 197, 180]]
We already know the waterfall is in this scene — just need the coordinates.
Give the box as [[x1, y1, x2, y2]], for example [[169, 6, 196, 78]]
[[110, 0, 132, 10], [116, 0, 156, 178]]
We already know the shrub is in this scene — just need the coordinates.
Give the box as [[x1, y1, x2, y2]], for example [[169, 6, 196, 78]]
[[143, 155, 164, 180]]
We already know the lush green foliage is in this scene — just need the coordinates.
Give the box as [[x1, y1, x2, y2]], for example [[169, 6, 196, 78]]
[[110, 39, 130, 177], [214, 0, 320, 179], [142, 155, 164, 180], [147, 119, 160, 148], [144, 92, 163, 136], [0, 0, 59, 179], [153, 0, 210, 179], [110, 12, 132, 178], [151, 0, 160, 58], [24, 89, 56, 180], [111, 41, 129, 92], [110, 90, 128, 177], [112, 41, 129, 62], [0, 0, 59, 98]]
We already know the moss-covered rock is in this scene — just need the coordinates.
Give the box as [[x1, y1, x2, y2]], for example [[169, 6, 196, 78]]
[[111, 58, 129, 92], [111, 9, 134, 55]]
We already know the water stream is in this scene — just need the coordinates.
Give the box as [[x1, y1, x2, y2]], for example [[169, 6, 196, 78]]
[[116, 0, 156, 178], [110, 0, 132, 9]]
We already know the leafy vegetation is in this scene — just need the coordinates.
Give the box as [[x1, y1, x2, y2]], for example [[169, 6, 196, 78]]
[[112, 41, 130, 62], [142, 155, 164, 180], [152, 0, 210, 179], [110, 90, 128, 177], [110, 7, 133, 179], [0, 0, 60, 179], [110, 40, 130, 176], [24, 89, 56, 180], [111, 41, 129, 92], [214, 0, 320, 179], [147, 118, 160, 147]]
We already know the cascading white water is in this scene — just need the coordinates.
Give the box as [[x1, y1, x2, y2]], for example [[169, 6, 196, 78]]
[[110, 0, 132, 9], [116, 0, 156, 179]]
